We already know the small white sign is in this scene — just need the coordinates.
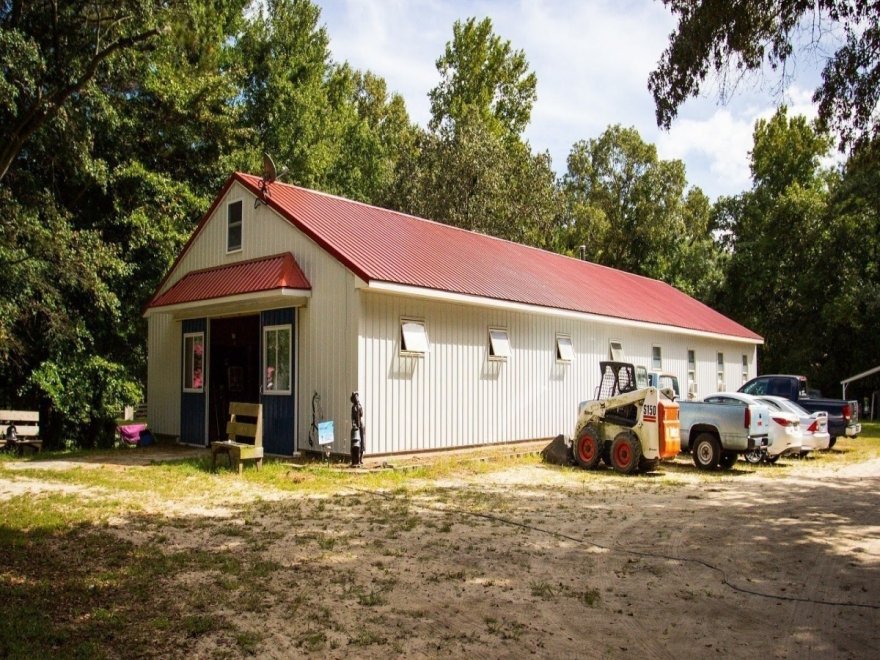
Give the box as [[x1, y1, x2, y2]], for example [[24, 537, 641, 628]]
[[317, 421, 334, 446]]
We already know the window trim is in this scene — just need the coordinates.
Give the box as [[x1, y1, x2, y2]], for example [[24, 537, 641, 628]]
[[182, 332, 205, 393], [488, 327, 510, 361], [687, 349, 696, 397], [652, 345, 662, 370], [262, 323, 292, 395], [556, 334, 574, 363], [400, 318, 428, 356], [226, 199, 243, 254]]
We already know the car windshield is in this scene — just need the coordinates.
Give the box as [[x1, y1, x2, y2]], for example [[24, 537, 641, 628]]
[[759, 398, 784, 411]]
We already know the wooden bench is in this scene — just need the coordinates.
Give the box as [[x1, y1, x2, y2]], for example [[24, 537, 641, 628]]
[[211, 402, 263, 474], [0, 410, 42, 454]]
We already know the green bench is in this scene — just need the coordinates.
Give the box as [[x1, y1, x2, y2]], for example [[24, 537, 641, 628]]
[[211, 402, 264, 474]]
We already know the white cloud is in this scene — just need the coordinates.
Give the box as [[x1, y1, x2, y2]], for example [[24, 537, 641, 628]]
[[317, 0, 828, 198]]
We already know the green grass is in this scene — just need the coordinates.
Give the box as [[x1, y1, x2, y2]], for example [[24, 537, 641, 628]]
[[0, 428, 876, 657]]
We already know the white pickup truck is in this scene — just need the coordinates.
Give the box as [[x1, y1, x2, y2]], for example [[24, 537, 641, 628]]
[[678, 399, 770, 469]]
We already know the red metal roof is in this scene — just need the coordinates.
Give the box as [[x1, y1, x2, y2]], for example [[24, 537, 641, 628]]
[[149, 172, 760, 341], [231, 174, 760, 341], [149, 252, 310, 308]]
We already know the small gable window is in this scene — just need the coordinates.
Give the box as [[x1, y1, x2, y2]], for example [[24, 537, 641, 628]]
[[488, 327, 510, 361], [401, 319, 428, 355], [556, 334, 574, 362], [227, 200, 243, 252]]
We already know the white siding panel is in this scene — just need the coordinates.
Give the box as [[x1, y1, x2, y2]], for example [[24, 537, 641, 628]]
[[148, 182, 359, 453], [359, 292, 760, 454], [147, 313, 180, 435]]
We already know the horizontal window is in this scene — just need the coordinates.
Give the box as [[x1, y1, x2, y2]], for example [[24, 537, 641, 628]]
[[610, 340, 623, 361], [556, 334, 574, 362], [488, 327, 510, 360], [401, 319, 428, 355]]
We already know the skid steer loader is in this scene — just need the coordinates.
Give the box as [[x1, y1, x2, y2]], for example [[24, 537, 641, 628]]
[[570, 362, 681, 474]]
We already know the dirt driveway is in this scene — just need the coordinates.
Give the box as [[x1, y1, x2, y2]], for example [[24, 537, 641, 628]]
[[2, 448, 879, 658]]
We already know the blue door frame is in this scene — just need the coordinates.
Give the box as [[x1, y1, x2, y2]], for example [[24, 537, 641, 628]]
[[180, 318, 207, 446], [260, 308, 296, 455]]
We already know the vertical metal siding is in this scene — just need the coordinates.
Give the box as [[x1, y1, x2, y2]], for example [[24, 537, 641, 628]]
[[148, 181, 358, 454], [146, 312, 181, 436], [359, 292, 761, 454]]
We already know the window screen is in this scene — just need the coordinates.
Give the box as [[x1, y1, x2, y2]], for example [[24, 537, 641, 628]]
[[488, 328, 510, 360], [263, 325, 292, 393], [183, 333, 204, 392], [556, 335, 574, 362], [610, 341, 623, 361], [401, 320, 428, 354], [652, 346, 662, 370], [227, 200, 242, 252]]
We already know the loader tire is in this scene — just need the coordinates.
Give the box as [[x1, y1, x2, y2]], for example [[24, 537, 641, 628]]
[[692, 433, 721, 470], [610, 432, 642, 474], [574, 426, 602, 469], [639, 457, 660, 472]]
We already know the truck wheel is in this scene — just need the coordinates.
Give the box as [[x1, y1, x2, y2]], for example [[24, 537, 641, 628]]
[[574, 426, 602, 469], [743, 449, 763, 464], [828, 436, 838, 449], [692, 433, 721, 470], [610, 432, 642, 474], [718, 451, 737, 469]]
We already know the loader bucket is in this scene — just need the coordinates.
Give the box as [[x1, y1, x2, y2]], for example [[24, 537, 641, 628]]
[[541, 434, 573, 466]]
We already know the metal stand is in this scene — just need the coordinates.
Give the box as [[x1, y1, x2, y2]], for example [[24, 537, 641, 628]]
[[350, 392, 365, 467]]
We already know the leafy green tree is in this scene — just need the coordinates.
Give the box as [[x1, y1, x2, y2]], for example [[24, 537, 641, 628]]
[[649, 0, 880, 150], [0, 0, 248, 446], [388, 17, 557, 247], [429, 17, 537, 138], [719, 107, 842, 382], [562, 125, 723, 298], [236, 0, 415, 203], [0, 0, 188, 181], [392, 116, 560, 248]]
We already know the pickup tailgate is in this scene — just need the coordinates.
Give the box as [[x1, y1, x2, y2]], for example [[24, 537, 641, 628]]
[[747, 403, 769, 438]]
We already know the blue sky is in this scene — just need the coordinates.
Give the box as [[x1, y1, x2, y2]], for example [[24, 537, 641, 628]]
[[317, 0, 829, 200]]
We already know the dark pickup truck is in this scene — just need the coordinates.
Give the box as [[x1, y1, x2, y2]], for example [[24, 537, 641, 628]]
[[739, 375, 861, 446]]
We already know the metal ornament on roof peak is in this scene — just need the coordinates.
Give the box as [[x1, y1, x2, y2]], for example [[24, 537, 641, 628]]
[[255, 153, 288, 209]]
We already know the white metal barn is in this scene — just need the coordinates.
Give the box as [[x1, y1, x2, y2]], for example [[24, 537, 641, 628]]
[[144, 172, 763, 456]]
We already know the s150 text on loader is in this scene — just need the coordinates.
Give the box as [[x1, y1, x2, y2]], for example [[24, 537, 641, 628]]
[[570, 362, 681, 474]]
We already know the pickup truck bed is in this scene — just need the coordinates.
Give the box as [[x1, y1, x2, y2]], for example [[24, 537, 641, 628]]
[[740, 375, 860, 443], [679, 399, 770, 469]]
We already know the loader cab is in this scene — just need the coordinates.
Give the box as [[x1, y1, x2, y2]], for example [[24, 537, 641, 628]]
[[635, 365, 649, 389], [648, 371, 680, 398]]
